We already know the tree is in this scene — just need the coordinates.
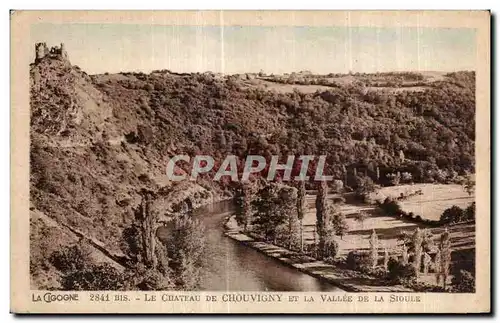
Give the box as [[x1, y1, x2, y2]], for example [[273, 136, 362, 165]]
[[252, 183, 297, 245], [402, 244, 409, 265], [434, 249, 442, 285], [332, 179, 344, 193], [439, 230, 452, 289], [435, 169, 448, 183], [423, 252, 431, 274], [287, 187, 300, 250], [50, 244, 128, 291], [137, 190, 157, 268], [354, 211, 368, 229], [49, 245, 89, 273], [440, 205, 464, 224], [401, 172, 413, 183], [387, 172, 401, 186], [369, 229, 379, 269], [346, 250, 371, 271], [464, 202, 475, 222], [61, 263, 124, 291], [387, 257, 415, 283], [452, 270, 475, 292], [383, 248, 389, 272], [322, 238, 339, 263], [355, 175, 376, 200], [412, 228, 423, 277], [399, 150, 405, 163], [234, 182, 255, 232], [331, 206, 349, 240], [381, 197, 403, 216], [123, 265, 172, 291], [120, 225, 143, 264], [399, 229, 434, 255], [315, 181, 330, 259], [164, 215, 206, 290], [463, 174, 475, 196], [296, 181, 307, 253]]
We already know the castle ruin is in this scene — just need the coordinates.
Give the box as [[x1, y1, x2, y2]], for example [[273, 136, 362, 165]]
[[35, 42, 69, 63]]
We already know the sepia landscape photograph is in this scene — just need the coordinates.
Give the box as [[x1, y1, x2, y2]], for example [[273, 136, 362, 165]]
[[24, 13, 482, 297]]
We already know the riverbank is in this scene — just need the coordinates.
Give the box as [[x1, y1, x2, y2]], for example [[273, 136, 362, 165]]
[[223, 216, 413, 292], [195, 202, 340, 291]]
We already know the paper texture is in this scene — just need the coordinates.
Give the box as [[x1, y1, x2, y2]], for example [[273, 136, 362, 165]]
[[11, 10, 490, 314]]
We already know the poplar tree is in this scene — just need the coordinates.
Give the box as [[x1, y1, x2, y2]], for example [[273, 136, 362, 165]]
[[423, 252, 431, 274], [331, 207, 349, 240], [434, 249, 442, 285], [315, 181, 330, 259], [296, 181, 307, 253], [402, 244, 409, 265], [235, 182, 254, 232], [139, 190, 157, 268], [383, 248, 389, 272], [354, 211, 368, 229], [439, 230, 452, 289], [412, 228, 423, 277], [369, 229, 379, 269]]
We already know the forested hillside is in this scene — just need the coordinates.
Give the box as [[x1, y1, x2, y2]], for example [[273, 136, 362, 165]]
[[29, 51, 475, 289], [93, 68, 475, 185]]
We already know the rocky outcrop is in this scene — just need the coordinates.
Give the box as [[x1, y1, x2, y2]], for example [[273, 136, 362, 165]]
[[29, 42, 224, 289]]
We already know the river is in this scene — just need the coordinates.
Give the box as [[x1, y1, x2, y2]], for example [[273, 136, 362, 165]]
[[191, 201, 342, 292]]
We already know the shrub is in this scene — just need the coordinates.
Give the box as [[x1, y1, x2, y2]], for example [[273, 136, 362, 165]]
[[464, 202, 475, 222], [120, 226, 142, 263], [354, 176, 376, 201], [402, 213, 412, 221], [49, 245, 88, 273], [61, 263, 124, 291], [124, 131, 139, 144], [303, 243, 318, 256], [381, 198, 402, 216], [365, 266, 387, 278], [408, 281, 445, 292], [165, 216, 206, 290], [387, 257, 416, 283], [346, 250, 371, 271], [122, 265, 172, 291], [322, 238, 339, 260], [440, 205, 464, 224], [452, 270, 475, 292]]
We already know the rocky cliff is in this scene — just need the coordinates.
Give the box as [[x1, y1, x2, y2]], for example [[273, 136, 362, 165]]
[[29, 44, 220, 289]]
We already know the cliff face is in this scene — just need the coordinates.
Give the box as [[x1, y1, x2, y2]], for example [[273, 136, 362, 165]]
[[29, 46, 218, 289]]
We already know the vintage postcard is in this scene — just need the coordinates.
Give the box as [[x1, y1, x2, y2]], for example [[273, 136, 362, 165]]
[[11, 10, 490, 314]]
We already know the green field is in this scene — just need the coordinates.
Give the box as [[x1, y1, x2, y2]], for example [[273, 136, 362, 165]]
[[301, 184, 475, 260]]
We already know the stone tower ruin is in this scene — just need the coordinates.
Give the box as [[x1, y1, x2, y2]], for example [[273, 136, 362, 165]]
[[34, 42, 69, 63]]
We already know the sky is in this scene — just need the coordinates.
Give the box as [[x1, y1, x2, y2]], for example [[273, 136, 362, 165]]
[[31, 24, 476, 75]]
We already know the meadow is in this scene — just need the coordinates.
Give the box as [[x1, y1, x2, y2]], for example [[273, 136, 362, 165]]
[[300, 184, 475, 263]]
